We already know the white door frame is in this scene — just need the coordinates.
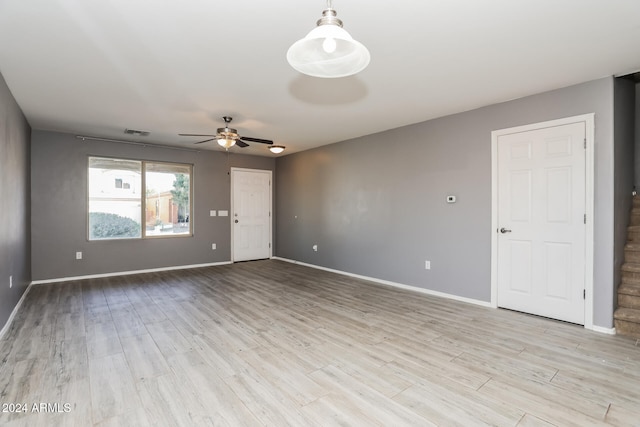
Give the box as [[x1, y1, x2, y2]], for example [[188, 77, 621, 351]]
[[230, 167, 273, 262], [490, 113, 595, 330]]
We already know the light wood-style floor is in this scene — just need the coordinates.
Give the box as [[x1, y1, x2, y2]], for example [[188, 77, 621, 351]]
[[1, 260, 639, 426]]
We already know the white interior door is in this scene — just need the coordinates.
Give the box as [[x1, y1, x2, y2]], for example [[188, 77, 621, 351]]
[[496, 121, 586, 324], [231, 168, 272, 262]]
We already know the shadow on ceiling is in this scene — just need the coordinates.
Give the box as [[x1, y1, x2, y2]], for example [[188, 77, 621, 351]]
[[288, 75, 368, 105]]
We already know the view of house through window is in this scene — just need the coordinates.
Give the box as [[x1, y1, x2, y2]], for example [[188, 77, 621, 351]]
[[144, 162, 191, 237], [88, 157, 192, 240]]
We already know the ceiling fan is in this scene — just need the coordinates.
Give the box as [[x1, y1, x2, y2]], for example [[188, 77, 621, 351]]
[[179, 116, 273, 149]]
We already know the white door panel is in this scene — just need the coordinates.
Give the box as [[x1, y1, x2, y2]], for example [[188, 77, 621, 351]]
[[497, 122, 585, 324], [232, 169, 271, 262]]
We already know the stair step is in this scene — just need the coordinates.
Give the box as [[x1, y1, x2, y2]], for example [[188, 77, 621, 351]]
[[622, 276, 640, 286], [630, 212, 640, 226], [619, 283, 640, 296], [615, 320, 640, 339], [621, 263, 640, 281], [624, 252, 640, 263], [622, 263, 640, 273], [624, 243, 640, 263], [618, 282, 640, 309], [619, 293, 640, 310], [614, 308, 640, 339], [627, 226, 640, 242], [614, 307, 640, 322], [625, 243, 640, 251]]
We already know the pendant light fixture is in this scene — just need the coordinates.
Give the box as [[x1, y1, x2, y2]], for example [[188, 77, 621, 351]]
[[287, 0, 370, 78]]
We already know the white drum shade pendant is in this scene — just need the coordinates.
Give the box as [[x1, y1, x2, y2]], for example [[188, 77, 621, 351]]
[[287, 1, 370, 78]]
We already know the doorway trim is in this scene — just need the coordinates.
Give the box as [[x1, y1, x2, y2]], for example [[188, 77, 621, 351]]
[[490, 113, 595, 329], [230, 167, 273, 262]]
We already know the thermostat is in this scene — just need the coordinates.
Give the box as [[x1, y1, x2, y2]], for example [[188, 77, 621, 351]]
[[446, 195, 456, 203]]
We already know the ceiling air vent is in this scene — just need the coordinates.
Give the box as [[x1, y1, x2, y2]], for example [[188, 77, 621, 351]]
[[124, 128, 150, 136]]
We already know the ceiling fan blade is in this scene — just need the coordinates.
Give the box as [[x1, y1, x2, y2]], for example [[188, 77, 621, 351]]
[[235, 140, 249, 148], [179, 133, 216, 137], [193, 138, 215, 144], [239, 136, 273, 145]]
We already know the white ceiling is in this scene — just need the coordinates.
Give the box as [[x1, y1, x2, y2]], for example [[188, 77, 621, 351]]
[[1, 0, 639, 157]]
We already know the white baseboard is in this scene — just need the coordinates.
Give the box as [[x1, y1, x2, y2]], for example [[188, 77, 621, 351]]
[[30, 261, 233, 285], [23, 258, 621, 337], [0, 283, 33, 341], [588, 325, 616, 335], [272, 257, 622, 335], [272, 257, 493, 308]]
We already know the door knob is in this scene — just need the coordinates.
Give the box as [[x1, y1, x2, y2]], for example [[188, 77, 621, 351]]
[[235, 219, 239, 223], [499, 227, 512, 234]]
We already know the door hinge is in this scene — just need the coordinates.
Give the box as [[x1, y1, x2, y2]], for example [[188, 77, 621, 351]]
[[269, 243, 271, 248], [583, 138, 586, 149], [584, 213, 586, 224], [583, 289, 586, 299]]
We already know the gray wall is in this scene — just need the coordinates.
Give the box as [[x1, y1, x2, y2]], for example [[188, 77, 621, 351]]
[[613, 78, 636, 305], [276, 77, 617, 328], [31, 130, 275, 281], [0, 72, 31, 330]]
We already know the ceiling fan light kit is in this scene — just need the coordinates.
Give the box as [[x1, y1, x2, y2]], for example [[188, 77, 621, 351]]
[[287, 0, 370, 78], [218, 138, 236, 149], [216, 119, 240, 148]]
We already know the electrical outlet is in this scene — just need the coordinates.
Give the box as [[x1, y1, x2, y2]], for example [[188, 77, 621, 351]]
[[9, 275, 12, 289], [76, 251, 83, 260], [425, 260, 431, 270], [212, 243, 217, 250]]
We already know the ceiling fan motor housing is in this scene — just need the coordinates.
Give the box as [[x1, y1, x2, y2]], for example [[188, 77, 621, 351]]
[[217, 126, 240, 140]]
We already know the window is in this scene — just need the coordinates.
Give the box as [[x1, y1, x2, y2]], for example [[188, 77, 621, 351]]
[[88, 157, 192, 240], [144, 162, 191, 237]]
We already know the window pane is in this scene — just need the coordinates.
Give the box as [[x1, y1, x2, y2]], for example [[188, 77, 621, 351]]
[[88, 157, 142, 240], [145, 162, 191, 237]]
